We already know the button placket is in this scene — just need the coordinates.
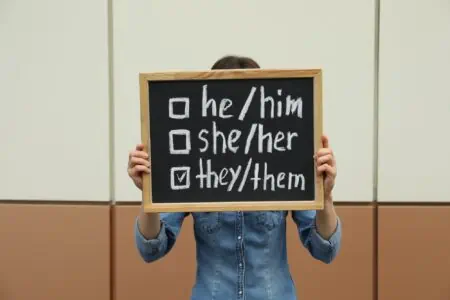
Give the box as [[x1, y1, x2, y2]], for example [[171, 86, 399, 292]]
[[236, 211, 245, 298]]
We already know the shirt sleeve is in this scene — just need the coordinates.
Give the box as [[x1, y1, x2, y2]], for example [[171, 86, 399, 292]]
[[291, 210, 342, 264], [134, 212, 188, 263]]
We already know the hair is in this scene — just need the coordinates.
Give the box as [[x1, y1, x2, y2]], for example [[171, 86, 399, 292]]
[[211, 55, 260, 70]]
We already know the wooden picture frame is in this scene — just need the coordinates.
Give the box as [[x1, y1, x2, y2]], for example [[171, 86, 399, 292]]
[[139, 68, 324, 212]]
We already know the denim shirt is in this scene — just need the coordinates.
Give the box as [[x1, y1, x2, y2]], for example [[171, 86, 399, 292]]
[[135, 210, 341, 300]]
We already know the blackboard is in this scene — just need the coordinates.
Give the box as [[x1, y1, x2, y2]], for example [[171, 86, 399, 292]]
[[139, 69, 324, 212]]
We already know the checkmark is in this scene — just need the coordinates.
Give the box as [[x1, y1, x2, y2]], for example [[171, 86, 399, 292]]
[[170, 166, 190, 190], [176, 171, 187, 183]]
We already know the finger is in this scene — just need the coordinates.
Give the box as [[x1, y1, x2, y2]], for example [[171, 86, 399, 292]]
[[129, 150, 149, 160], [129, 165, 150, 176], [315, 148, 333, 158], [135, 165, 150, 174], [129, 144, 146, 158], [322, 135, 329, 148], [317, 154, 333, 165], [129, 157, 150, 168], [317, 164, 336, 177]]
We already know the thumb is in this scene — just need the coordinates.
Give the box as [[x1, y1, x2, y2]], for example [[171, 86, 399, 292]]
[[321, 135, 329, 148]]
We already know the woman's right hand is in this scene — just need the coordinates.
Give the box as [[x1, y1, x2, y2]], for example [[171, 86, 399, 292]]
[[128, 144, 151, 190]]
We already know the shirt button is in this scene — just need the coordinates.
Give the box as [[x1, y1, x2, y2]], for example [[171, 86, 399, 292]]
[[239, 291, 243, 295], [239, 263, 242, 267], [238, 236, 241, 240]]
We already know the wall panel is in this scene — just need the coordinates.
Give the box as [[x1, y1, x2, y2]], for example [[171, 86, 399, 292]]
[[112, 205, 196, 299], [378, 205, 450, 299], [0, 203, 110, 300], [113, 0, 375, 202], [378, 0, 450, 202], [288, 205, 375, 300], [0, 0, 110, 201]]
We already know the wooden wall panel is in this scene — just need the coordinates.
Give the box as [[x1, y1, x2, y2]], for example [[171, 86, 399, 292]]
[[0, 203, 110, 300], [378, 206, 450, 300], [112, 205, 196, 299], [113, 204, 374, 299], [288, 205, 375, 300]]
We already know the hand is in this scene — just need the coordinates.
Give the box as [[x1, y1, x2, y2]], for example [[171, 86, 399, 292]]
[[128, 144, 151, 190], [314, 135, 337, 201]]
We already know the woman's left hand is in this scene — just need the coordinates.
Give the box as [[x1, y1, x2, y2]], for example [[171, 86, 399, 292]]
[[315, 135, 337, 202]]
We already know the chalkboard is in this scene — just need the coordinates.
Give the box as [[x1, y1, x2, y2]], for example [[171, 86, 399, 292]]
[[139, 69, 324, 212]]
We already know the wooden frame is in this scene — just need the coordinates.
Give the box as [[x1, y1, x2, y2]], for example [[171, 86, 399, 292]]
[[139, 68, 323, 212]]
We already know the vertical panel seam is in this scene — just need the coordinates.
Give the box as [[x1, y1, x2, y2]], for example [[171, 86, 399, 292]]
[[373, 0, 381, 299], [107, 0, 116, 299], [109, 205, 116, 300], [373, 0, 380, 203], [108, 0, 115, 205]]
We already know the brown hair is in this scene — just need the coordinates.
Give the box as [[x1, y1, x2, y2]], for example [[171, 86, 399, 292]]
[[211, 55, 260, 70]]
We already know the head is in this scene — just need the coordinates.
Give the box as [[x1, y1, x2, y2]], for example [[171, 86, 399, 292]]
[[211, 55, 260, 70]]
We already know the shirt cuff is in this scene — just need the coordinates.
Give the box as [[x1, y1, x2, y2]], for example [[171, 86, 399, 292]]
[[310, 216, 342, 254], [135, 217, 168, 257]]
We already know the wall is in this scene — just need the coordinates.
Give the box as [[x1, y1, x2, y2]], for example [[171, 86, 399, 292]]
[[0, 0, 110, 201], [0, 0, 449, 300], [376, 1, 450, 299]]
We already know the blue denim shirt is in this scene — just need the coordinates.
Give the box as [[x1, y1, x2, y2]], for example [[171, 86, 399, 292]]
[[135, 210, 341, 300]]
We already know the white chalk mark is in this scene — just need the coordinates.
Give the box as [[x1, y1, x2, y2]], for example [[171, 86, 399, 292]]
[[170, 166, 190, 190], [244, 123, 257, 154], [277, 172, 286, 188], [227, 165, 242, 192], [176, 171, 187, 182], [277, 100, 282, 117], [197, 158, 205, 188], [263, 163, 275, 191], [288, 173, 305, 190], [228, 129, 241, 153], [202, 84, 217, 117], [286, 96, 303, 118], [168, 97, 190, 119], [250, 162, 260, 190], [258, 124, 273, 153], [287, 132, 298, 150], [238, 86, 256, 121], [198, 129, 208, 153], [219, 98, 233, 118], [260, 86, 275, 119], [169, 129, 191, 154], [260, 86, 274, 119], [238, 158, 253, 192]]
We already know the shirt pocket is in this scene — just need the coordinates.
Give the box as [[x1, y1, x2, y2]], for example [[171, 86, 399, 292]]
[[250, 211, 285, 231], [192, 212, 222, 234]]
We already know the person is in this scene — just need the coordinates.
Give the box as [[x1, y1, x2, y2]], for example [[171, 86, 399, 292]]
[[128, 55, 342, 300]]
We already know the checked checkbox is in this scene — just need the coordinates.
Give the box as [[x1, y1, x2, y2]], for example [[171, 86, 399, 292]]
[[170, 166, 190, 190]]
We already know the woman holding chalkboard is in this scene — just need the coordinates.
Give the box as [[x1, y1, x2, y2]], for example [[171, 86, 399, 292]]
[[128, 55, 342, 300]]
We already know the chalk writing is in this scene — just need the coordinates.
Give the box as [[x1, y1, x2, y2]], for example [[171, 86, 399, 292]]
[[166, 83, 308, 193]]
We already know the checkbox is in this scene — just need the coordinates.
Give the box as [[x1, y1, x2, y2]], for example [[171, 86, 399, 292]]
[[169, 97, 190, 119], [169, 129, 191, 154], [170, 166, 190, 190]]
